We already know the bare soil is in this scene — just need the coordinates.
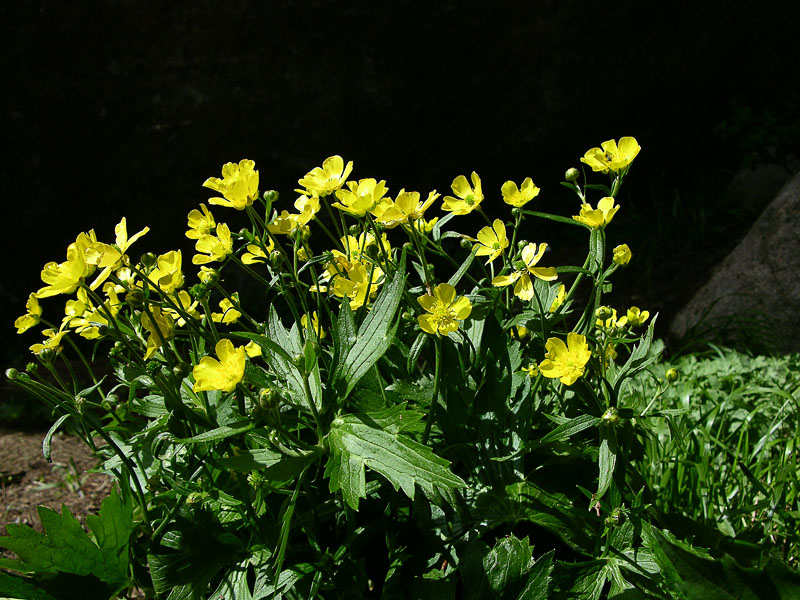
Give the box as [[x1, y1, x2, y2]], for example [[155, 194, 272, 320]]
[[0, 428, 111, 538]]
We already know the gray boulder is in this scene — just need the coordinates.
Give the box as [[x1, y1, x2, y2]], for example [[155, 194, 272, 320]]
[[671, 171, 800, 353]]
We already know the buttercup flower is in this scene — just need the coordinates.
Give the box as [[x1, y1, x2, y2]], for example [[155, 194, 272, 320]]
[[626, 307, 650, 327], [613, 244, 632, 266], [417, 283, 472, 336], [373, 190, 440, 228], [297, 155, 353, 196], [301, 311, 327, 339], [521, 363, 539, 378], [186, 204, 216, 240], [245, 340, 262, 358], [442, 172, 483, 215], [501, 178, 540, 208], [572, 197, 619, 229], [203, 159, 259, 210], [212, 295, 242, 324], [332, 178, 388, 217], [148, 250, 184, 294], [596, 308, 627, 331], [241, 240, 274, 264], [538, 332, 592, 386], [474, 219, 509, 264], [30, 326, 68, 356], [37, 243, 91, 298], [15, 294, 42, 334], [330, 260, 385, 310], [141, 306, 174, 360], [192, 338, 246, 393], [87, 217, 150, 290], [193, 224, 233, 265], [549, 283, 566, 313], [580, 137, 641, 174], [491, 243, 558, 301]]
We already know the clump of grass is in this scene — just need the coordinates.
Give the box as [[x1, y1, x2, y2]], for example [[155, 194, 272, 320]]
[[633, 346, 800, 566]]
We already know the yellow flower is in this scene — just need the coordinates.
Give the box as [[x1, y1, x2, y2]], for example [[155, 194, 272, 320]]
[[267, 206, 316, 235], [538, 332, 591, 386], [491, 243, 557, 301], [332, 178, 389, 217], [572, 196, 619, 229], [613, 244, 632, 266], [373, 189, 440, 228], [86, 218, 150, 290], [301, 311, 327, 339], [330, 260, 385, 309], [212, 295, 242, 324], [15, 294, 42, 334], [580, 137, 641, 174], [294, 193, 321, 220], [192, 338, 246, 393], [297, 155, 353, 196], [241, 240, 274, 264], [442, 172, 483, 215], [474, 219, 509, 264], [549, 283, 566, 313], [186, 204, 216, 240], [501, 178, 540, 208], [148, 250, 184, 294], [516, 325, 529, 340], [193, 223, 233, 265], [30, 326, 68, 356], [417, 216, 439, 234], [141, 306, 174, 359], [626, 307, 650, 327], [245, 340, 262, 358], [198, 266, 217, 283], [203, 159, 259, 210], [521, 363, 539, 378], [417, 283, 472, 336], [164, 290, 201, 327], [37, 243, 91, 298]]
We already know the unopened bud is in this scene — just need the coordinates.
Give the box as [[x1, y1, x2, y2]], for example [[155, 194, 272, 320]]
[[605, 507, 624, 527], [460, 237, 473, 249], [511, 207, 522, 218], [595, 306, 613, 321], [263, 190, 279, 204], [5, 368, 18, 380], [665, 368, 679, 382], [126, 288, 145, 308], [602, 407, 620, 426], [140, 252, 157, 268], [565, 168, 580, 182]]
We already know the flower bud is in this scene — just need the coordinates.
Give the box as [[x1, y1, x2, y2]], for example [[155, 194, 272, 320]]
[[348, 224, 361, 236], [74, 395, 86, 411], [300, 226, 312, 242], [269, 250, 283, 268], [5, 368, 18, 380], [401, 311, 415, 322], [126, 288, 145, 308], [263, 190, 279, 204], [517, 240, 529, 250], [39, 348, 55, 362], [25, 362, 38, 374], [258, 388, 276, 410], [665, 368, 679, 382], [565, 168, 580, 182], [595, 306, 613, 321], [459, 237, 473, 249], [140, 252, 157, 268], [612, 244, 632, 266], [605, 507, 624, 527], [511, 207, 522, 218], [602, 407, 620, 426]]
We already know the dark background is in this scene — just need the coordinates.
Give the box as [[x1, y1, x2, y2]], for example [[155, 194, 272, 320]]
[[2, 0, 799, 368]]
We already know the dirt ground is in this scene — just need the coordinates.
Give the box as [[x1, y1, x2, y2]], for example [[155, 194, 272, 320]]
[[0, 428, 111, 536]]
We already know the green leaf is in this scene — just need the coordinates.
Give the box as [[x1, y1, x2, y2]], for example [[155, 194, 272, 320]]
[[518, 550, 554, 600], [324, 410, 465, 510], [609, 315, 661, 394], [334, 251, 407, 400], [447, 248, 475, 288], [174, 419, 255, 443], [538, 414, 600, 446], [0, 488, 132, 587], [42, 414, 70, 463], [589, 228, 604, 271], [596, 426, 617, 503], [212, 447, 320, 485], [482, 534, 534, 595], [649, 529, 800, 600], [0, 571, 58, 600]]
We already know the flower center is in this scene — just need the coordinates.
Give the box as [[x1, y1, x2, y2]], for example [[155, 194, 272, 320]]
[[432, 306, 457, 330]]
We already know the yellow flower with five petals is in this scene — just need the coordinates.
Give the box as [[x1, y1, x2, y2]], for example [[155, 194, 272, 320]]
[[572, 197, 619, 229], [501, 178, 540, 208], [417, 283, 472, 336], [192, 338, 246, 393], [203, 159, 259, 210], [538, 332, 591, 386], [491, 243, 557, 301], [15, 294, 42, 334], [297, 155, 353, 196], [474, 219, 509, 264], [332, 178, 388, 217], [442, 172, 483, 215], [193, 223, 233, 265], [580, 137, 641, 174]]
